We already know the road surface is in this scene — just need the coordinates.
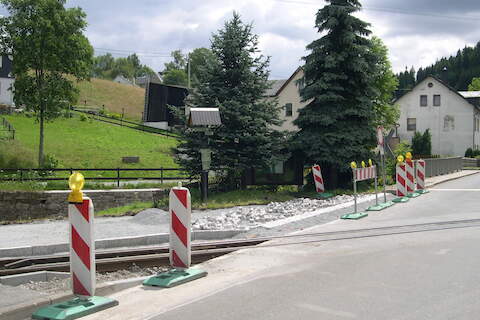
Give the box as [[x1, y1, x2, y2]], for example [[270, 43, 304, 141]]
[[84, 172, 480, 320]]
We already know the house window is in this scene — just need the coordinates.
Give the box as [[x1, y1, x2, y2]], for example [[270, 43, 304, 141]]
[[433, 95, 441, 106], [407, 118, 416, 131], [420, 95, 427, 106], [285, 103, 293, 117]]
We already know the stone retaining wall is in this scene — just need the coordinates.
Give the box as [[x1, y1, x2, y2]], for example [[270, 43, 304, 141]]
[[0, 189, 167, 221]]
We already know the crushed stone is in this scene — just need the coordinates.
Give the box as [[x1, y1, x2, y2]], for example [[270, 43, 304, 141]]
[[19, 264, 168, 295], [192, 194, 370, 231]]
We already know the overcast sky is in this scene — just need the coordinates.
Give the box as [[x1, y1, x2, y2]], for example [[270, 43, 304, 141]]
[[4, 0, 480, 79]]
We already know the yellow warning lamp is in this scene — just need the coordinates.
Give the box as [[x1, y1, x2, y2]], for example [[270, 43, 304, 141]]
[[368, 159, 373, 167], [405, 152, 412, 160], [361, 161, 366, 168], [397, 155, 404, 163], [68, 172, 85, 203], [350, 161, 357, 169]]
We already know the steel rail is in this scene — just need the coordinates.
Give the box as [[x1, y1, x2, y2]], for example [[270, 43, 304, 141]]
[[2, 218, 480, 276]]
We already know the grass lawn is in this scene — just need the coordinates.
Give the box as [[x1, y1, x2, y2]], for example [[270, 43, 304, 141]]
[[1, 114, 179, 177], [76, 78, 145, 120]]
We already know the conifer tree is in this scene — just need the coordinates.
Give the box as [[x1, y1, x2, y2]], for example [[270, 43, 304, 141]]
[[174, 12, 282, 188], [293, 0, 376, 187]]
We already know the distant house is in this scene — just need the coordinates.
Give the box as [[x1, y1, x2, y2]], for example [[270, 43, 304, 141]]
[[135, 72, 162, 88], [265, 67, 309, 132], [396, 76, 480, 156], [113, 75, 133, 86], [143, 82, 188, 130], [0, 55, 14, 106]]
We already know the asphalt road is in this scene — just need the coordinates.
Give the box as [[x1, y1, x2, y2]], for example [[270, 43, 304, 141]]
[[84, 172, 480, 320]]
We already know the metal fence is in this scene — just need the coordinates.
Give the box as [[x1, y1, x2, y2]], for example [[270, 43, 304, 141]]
[[0, 117, 15, 140], [423, 157, 463, 177], [0, 167, 192, 187]]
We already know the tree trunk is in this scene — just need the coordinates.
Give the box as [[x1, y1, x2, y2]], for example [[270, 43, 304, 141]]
[[38, 106, 45, 167], [328, 165, 338, 190]]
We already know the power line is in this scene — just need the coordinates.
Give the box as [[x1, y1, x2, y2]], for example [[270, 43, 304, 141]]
[[271, 0, 480, 21]]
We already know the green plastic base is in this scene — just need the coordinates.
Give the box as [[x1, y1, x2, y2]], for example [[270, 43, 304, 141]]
[[341, 212, 368, 220], [366, 201, 395, 211], [143, 268, 207, 288], [317, 192, 334, 199], [407, 192, 421, 198], [392, 197, 409, 203], [32, 296, 118, 320], [417, 189, 429, 194]]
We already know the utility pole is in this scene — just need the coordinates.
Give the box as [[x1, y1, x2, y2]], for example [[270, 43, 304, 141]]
[[187, 53, 191, 88]]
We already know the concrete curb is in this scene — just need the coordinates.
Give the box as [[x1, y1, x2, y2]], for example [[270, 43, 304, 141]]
[[0, 276, 147, 320], [0, 230, 244, 258]]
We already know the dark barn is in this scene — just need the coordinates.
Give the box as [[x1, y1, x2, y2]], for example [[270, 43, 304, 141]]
[[143, 82, 189, 127]]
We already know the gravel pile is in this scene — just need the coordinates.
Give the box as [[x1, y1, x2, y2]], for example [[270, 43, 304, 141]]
[[20, 264, 168, 294], [192, 194, 363, 231]]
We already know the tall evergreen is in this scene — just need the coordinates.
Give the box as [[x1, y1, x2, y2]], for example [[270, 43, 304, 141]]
[[174, 12, 282, 188], [293, 0, 376, 188]]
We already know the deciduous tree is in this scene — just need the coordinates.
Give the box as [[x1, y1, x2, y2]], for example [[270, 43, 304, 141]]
[[0, 0, 94, 166]]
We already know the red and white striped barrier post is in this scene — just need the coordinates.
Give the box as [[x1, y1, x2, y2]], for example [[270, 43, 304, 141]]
[[69, 198, 95, 298], [169, 185, 191, 269], [312, 164, 324, 193], [405, 152, 420, 197], [405, 158, 416, 194], [32, 173, 117, 320], [143, 183, 207, 288], [416, 159, 429, 194], [396, 163, 407, 197], [312, 164, 333, 198]]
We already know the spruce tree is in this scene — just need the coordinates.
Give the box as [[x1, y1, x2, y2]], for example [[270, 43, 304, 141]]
[[174, 12, 282, 188], [293, 0, 376, 188]]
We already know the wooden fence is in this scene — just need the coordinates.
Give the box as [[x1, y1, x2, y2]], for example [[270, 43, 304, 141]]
[[0, 117, 15, 140]]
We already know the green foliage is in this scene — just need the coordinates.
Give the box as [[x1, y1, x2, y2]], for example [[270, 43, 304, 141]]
[[79, 113, 88, 121], [468, 77, 480, 91], [174, 13, 283, 189], [0, 0, 94, 166], [465, 148, 474, 158], [293, 0, 377, 188], [93, 53, 154, 80], [162, 69, 188, 87], [161, 48, 215, 87], [370, 37, 400, 130], [411, 129, 432, 156]]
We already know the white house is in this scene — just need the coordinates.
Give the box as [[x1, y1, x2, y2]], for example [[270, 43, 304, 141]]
[[113, 74, 133, 86], [0, 55, 14, 106], [396, 76, 480, 156], [265, 67, 310, 132]]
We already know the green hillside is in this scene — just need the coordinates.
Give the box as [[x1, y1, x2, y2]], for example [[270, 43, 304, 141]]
[[76, 78, 145, 120], [1, 114, 178, 171]]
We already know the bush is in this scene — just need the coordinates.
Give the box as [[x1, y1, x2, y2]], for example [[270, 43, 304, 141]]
[[412, 129, 431, 156], [465, 148, 474, 158], [473, 149, 480, 157], [79, 113, 88, 121]]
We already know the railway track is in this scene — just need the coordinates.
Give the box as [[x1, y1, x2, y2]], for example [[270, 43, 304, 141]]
[[2, 218, 480, 277]]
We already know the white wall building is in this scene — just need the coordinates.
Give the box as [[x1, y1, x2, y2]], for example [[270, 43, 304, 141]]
[[396, 76, 480, 156], [0, 55, 14, 106], [265, 68, 310, 132]]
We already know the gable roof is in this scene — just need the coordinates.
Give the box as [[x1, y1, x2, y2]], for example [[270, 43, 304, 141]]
[[397, 75, 480, 111], [264, 67, 303, 97]]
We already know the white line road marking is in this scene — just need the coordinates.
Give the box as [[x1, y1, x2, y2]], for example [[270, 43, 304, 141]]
[[431, 189, 480, 191]]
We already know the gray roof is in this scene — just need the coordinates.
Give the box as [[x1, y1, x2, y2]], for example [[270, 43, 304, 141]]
[[264, 79, 287, 97], [188, 108, 222, 126], [459, 91, 480, 98]]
